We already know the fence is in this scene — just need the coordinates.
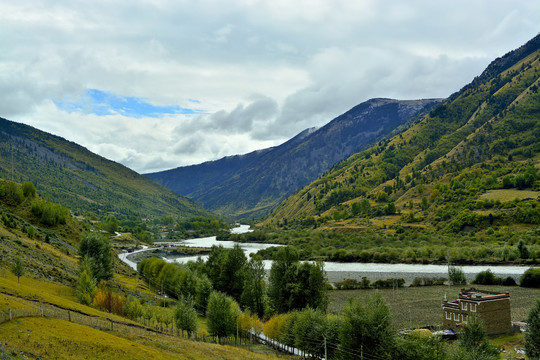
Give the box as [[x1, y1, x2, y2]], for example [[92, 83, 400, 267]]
[[0, 292, 172, 338], [0, 292, 263, 348]]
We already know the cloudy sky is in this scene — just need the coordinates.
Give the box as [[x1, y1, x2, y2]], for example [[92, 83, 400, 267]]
[[1, 1, 539, 173]]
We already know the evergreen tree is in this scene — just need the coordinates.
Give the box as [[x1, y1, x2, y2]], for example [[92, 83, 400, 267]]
[[526, 299, 540, 359]]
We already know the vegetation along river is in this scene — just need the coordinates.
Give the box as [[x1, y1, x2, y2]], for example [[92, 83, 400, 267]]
[[122, 224, 531, 285]]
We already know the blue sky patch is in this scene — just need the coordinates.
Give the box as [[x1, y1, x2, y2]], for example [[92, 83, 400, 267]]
[[54, 89, 208, 118]]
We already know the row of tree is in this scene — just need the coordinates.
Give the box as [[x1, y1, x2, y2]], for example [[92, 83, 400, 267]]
[[137, 244, 328, 319]]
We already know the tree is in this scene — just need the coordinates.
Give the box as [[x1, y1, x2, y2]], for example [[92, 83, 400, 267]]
[[174, 299, 198, 338], [79, 232, 113, 282], [472, 269, 498, 285], [222, 244, 246, 302], [456, 315, 498, 360], [241, 255, 266, 318], [206, 291, 240, 342], [11, 256, 24, 282], [102, 215, 119, 233], [517, 239, 530, 259], [520, 268, 540, 288], [22, 181, 36, 198], [525, 299, 540, 359], [293, 308, 328, 358], [339, 293, 394, 358], [448, 265, 466, 285], [195, 275, 213, 314], [268, 246, 299, 313], [76, 256, 96, 305]]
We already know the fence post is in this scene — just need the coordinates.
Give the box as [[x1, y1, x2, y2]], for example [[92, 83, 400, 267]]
[[110, 319, 113, 331], [68, 311, 71, 322], [40, 304, 43, 317], [9, 308, 12, 321]]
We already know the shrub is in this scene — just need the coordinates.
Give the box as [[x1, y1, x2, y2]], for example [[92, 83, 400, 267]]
[[22, 182, 36, 198], [472, 269, 499, 285], [520, 268, 540, 288], [448, 265, 467, 285]]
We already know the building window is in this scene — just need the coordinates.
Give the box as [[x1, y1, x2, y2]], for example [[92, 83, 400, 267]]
[[445, 311, 452, 320], [470, 304, 477, 312], [454, 313, 459, 322], [461, 302, 468, 311]]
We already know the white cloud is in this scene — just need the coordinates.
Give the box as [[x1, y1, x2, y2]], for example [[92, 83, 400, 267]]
[[1, 0, 539, 173]]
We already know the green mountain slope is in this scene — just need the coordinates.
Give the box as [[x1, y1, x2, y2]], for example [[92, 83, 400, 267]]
[[0, 118, 211, 219], [264, 34, 540, 234]]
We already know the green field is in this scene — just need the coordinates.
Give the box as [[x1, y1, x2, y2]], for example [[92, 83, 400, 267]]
[[480, 189, 540, 202], [328, 285, 540, 330]]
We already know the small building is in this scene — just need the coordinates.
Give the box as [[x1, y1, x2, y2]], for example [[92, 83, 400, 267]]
[[442, 288, 512, 335]]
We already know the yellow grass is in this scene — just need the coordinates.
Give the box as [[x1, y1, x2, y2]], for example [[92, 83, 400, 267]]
[[480, 189, 540, 202], [0, 272, 128, 322], [1, 317, 178, 360], [1, 316, 289, 360]]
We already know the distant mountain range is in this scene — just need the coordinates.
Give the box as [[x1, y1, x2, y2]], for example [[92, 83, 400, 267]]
[[145, 98, 442, 219], [264, 33, 540, 233], [0, 118, 210, 219]]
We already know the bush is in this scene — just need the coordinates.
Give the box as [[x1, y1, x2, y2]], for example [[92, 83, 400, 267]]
[[410, 277, 447, 287], [520, 268, 540, 288], [31, 199, 69, 226], [335, 277, 371, 290], [448, 266, 467, 285], [22, 182, 36, 198], [372, 278, 405, 288], [472, 269, 499, 285]]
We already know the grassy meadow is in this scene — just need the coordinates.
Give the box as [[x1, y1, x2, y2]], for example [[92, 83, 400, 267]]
[[328, 285, 540, 330]]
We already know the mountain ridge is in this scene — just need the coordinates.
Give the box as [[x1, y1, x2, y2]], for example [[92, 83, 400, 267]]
[[262, 34, 540, 233], [146, 97, 442, 219], [0, 117, 211, 219]]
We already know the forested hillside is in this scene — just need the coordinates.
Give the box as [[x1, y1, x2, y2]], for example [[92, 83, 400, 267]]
[[0, 118, 211, 219], [147, 98, 441, 219], [264, 34, 540, 238]]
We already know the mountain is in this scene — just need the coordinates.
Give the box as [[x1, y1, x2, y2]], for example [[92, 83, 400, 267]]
[[146, 98, 442, 219], [263, 34, 540, 233], [0, 118, 211, 219]]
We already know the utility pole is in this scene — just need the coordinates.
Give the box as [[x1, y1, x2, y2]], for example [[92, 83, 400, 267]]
[[324, 336, 327, 360]]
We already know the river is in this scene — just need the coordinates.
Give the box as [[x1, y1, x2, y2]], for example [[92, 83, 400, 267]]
[[119, 224, 532, 284]]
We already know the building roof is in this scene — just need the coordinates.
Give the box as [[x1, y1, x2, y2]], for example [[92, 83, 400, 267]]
[[458, 288, 510, 301]]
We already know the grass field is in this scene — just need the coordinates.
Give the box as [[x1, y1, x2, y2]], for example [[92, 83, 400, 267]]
[[479, 189, 540, 201], [0, 317, 289, 360], [0, 271, 293, 360], [328, 285, 540, 330]]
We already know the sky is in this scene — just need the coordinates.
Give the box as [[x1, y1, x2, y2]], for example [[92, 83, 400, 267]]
[[1, 1, 539, 174]]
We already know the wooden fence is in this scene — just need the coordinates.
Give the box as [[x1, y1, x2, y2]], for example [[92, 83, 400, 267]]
[[0, 292, 261, 348]]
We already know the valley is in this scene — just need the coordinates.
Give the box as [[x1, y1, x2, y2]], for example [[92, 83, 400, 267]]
[[1, 31, 540, 360]]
